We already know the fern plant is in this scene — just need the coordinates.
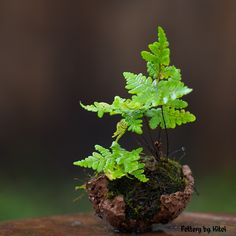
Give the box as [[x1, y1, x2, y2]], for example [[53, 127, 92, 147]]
[[74, 26, 196, 182]]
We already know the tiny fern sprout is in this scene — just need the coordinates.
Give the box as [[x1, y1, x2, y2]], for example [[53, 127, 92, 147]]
[[74, 26, 196, 182], [112, 119, 128, 142]]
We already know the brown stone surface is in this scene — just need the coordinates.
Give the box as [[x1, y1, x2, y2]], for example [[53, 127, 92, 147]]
[[0, 212, 236, 236]]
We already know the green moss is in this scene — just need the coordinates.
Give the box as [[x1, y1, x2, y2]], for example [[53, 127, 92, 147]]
[[108, 156, 185, 220]]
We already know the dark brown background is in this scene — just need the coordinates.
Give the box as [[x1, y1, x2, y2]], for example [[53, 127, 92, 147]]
[[0, 0, 235, 221]]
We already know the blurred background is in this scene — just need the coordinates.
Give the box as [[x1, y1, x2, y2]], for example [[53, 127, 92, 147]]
[[0, 0, 236, 221]]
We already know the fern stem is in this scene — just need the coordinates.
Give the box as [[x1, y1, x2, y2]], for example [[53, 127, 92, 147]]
[[157, 126, 162, 144], [137, 136, 155, 156], [144, 116, 154, 145], [143, 116, 160, 160], [161, 106, 169, 157]]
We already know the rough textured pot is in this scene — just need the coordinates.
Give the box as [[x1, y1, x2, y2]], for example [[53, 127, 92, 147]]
[[86, 165, 194, 232]]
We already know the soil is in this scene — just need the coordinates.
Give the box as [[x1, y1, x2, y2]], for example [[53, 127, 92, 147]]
[[86, 156, 194, 233]]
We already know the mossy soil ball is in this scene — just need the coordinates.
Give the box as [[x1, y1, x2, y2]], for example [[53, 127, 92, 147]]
[[86, 157, 194, 233]]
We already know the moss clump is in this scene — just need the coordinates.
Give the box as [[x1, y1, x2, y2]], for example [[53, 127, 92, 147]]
[[107, 157, 185, 221]]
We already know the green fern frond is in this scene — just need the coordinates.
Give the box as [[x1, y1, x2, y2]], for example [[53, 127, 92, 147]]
[[147, 62, 159, 79], [141, 27, 170, 66], [95, 144, 111, 156], [162, 66, 181, 80], [146, 106, 196, 129], [141, 26, 170, 79], [156, 78, 192, 105], [80, 101, 112, 118], [124, 72, 153, 95], [132, 168, 149, 182], [157, 26, 170, 66], [123, 72, 158, 105], [74, 142, 148, 182], [125, 115, 143, 134], [74, 152, 105, 172], [166, 99, 188, 109], [162, 107, 196, 128]]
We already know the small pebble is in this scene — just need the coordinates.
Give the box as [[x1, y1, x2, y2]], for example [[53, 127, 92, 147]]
[[71, 221, 81, 226]]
